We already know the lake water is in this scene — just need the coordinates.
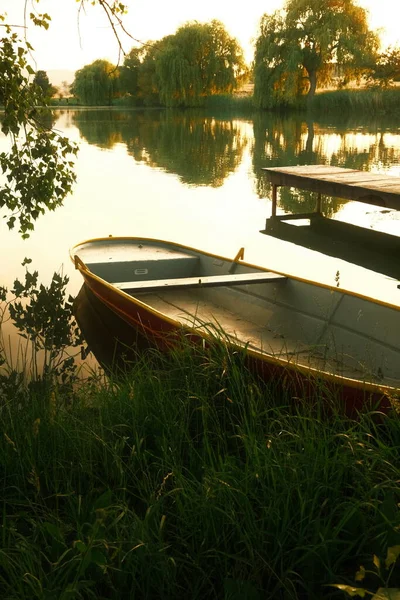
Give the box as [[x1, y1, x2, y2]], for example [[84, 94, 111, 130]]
[[2, 108, 400, 359]]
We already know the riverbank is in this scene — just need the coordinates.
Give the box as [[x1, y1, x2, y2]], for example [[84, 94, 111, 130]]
[[1, 340, 400, 598], [48, 86, 400, 116]]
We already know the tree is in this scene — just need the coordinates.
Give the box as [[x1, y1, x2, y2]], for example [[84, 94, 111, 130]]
[[118, 45, 161, 105], [154, 21, 247, 107], [0, 23, 77, 237], [0, 1, 130, 388], [119, 23, 248, 108], [136, 42, 166, 105], [254, 0, 379, 109], [72, 59, 120, 105], [0, 1, 127, 236], [367, 46, 400, 87], [33, 70, 57, 100], [119, 47, 145, 100]]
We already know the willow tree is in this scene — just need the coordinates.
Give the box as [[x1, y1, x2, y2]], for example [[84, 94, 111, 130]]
[[254, 0, 379, 109], [154, 20, 247, 107], [73, 59, 120, 105]]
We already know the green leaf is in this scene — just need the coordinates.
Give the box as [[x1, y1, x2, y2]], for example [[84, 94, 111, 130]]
[[355, 566, 366, 582], [93, 490, 113, 510], [73, 540, 87, 553], [385, 546, 400, 569], [330, 584, 368, 597], [374, 555, 381, 570], [91, 549, 107, 566], [43, 521, 64, 544]]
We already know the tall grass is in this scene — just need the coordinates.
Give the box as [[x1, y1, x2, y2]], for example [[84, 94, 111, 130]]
[[205, 94, 255, 115], [1, 339, 400, 598], [205, 86, 400, 116], [311, 87, 400, 115]]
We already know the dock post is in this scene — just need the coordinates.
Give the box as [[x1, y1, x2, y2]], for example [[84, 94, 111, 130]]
[[316, 193, 322, 214], [271, 184, 278, 217]]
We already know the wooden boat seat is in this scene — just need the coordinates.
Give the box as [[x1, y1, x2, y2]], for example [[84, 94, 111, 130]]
[[114, 271, 287, 293], [87, 254, 200, 282]]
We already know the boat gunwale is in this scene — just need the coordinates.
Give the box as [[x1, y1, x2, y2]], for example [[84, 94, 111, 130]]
[[70, 235, 400, 312], [70, 236, 400, 398]]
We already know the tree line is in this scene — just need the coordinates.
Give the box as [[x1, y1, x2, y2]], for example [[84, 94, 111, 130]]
[[61, 0, 400, 109], [70, 20, 248, 107]]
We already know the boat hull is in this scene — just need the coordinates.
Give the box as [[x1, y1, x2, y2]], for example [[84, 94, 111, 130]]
[[70, 236, 400, 416], [74, 276, 393, 416]]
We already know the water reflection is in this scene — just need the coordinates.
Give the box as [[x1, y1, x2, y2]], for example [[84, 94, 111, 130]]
[[72, 109, 248, 187], [251, 111, 400, 217], [70, 108, 400, 218]]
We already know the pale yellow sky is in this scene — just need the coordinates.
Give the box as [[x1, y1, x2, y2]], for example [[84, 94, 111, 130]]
[[2, 0, 400, 72]]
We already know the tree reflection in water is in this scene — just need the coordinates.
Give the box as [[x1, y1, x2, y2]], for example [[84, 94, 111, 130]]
[[72, 108, 400, 219], [72, 109, 248, 187]]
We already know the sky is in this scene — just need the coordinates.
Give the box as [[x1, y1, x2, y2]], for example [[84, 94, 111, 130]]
[[2, 0, 400, 75]]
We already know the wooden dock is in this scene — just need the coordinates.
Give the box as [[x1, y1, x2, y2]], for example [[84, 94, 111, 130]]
[[263, 165, 400, 218]]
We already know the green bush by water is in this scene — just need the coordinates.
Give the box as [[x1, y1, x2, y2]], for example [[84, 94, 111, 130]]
[[1, 339, 400, 599]]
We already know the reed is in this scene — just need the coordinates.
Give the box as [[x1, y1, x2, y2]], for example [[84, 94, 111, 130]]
[[1, 336, 400, 599], [311, 87, 400, 115], [204, 94, 255, 114]]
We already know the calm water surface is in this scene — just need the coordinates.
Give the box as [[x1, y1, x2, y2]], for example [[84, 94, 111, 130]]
[[2, 108, 400, 356]]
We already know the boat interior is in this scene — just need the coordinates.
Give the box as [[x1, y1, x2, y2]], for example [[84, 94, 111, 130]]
[[76, 240, 400, 388]]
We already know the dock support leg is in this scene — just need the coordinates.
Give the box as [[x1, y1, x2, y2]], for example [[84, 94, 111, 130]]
[[271, 184, 278, 217], [316, 193, 322, 214]]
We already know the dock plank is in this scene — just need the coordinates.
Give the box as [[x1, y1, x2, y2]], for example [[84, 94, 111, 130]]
[[263, 165, 400, 209]]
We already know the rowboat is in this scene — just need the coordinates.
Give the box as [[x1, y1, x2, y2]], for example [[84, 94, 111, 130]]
[[70, 236, 400, 414]]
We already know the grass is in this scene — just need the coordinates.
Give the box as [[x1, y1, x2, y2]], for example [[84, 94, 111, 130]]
[[310, 87, 400, 115], [1, 337, 400, 599], [204, 94, 255, 115]]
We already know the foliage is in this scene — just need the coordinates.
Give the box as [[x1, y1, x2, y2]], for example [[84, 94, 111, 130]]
[[0, 1, 131, 235], [33, 70, 57, 100], [366, 46, 400, 88], [1, 338, 400, 597], [118, 21, 248, 108], [310, 87, 400, 115], [72, 59, 120, 105], [118, 44, 163, 106], [118, 46, 145, 101], [253, 0, 379, 109], [135, 41, 166, 105], [0, 25, 78, 237], [332, 544, 400, 597], [156, 21, 247, 107], [204, 93, 254, 114], [0, 259, 84, 392], [253, 10, 309, 110]]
